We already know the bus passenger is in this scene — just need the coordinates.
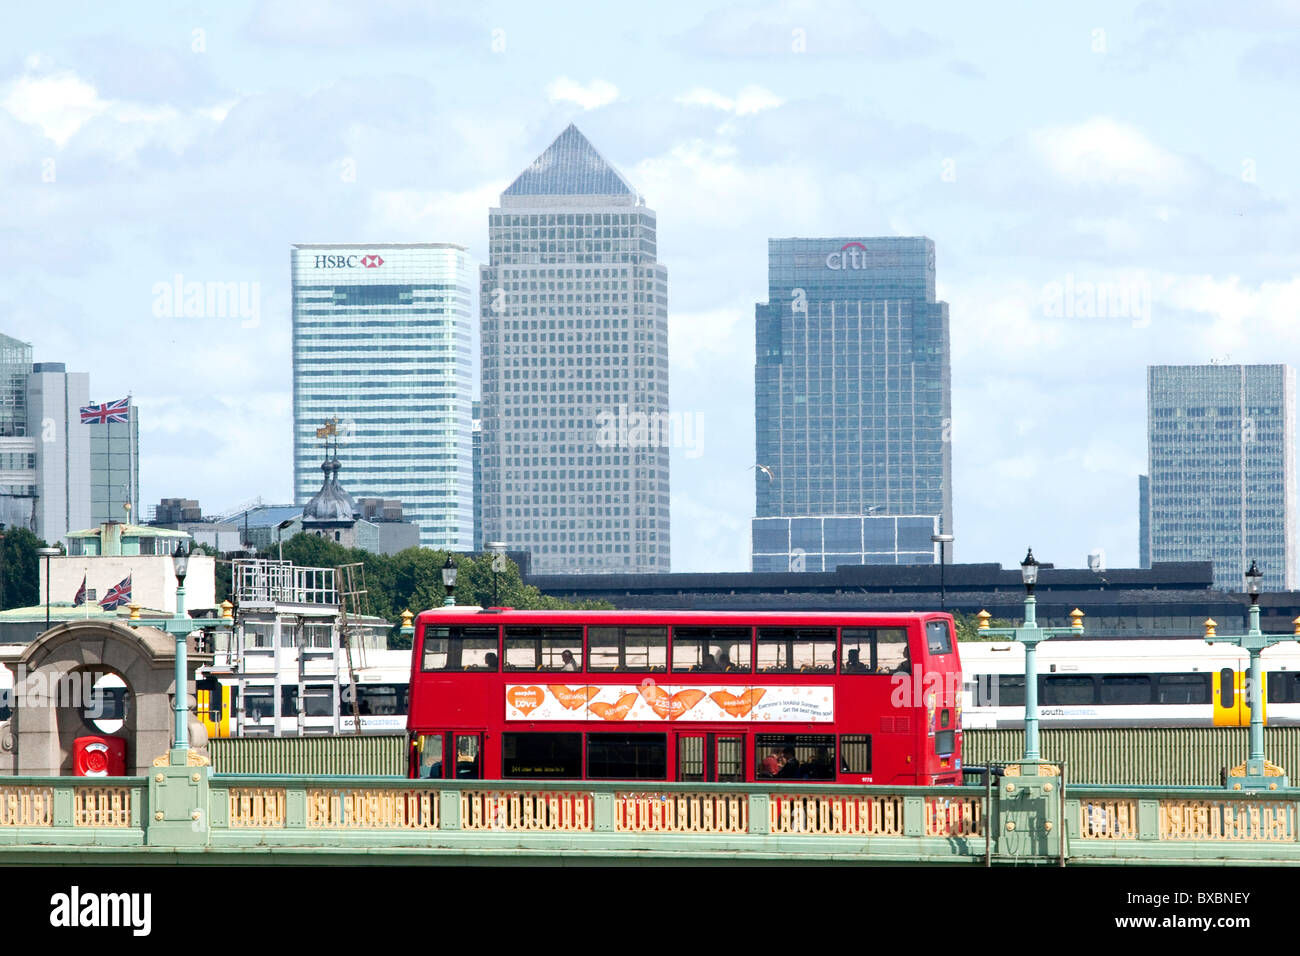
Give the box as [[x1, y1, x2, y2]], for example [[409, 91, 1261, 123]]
[[716, 651, 731, 672], [845, 649, 867, 673], [484, 652, 498, 671], [759, 752, 780, 777], [778, 746, 800, 778], [702, 652, 717, 672], [561, 649, 579, 672]]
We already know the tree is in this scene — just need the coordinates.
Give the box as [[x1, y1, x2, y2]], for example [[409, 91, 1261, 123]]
[[0, 527, 51, 611]]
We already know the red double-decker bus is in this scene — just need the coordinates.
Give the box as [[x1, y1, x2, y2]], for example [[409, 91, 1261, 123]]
[[407, 609, 962, 785]]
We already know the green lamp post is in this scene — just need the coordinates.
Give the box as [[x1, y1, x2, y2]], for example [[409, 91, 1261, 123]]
[[442, 555, 458, 607], [1205, 560, 1290, 790], [976, 548, 1085, 764]]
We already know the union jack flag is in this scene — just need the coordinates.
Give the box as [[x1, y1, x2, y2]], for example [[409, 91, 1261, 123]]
[[80, 398, 130, 425], [73, 575, 87, 607], [99, 575, 132, 610]]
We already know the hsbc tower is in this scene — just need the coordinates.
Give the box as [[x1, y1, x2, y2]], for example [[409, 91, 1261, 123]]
[[752, 237, 952, 571], [291, 243, 474, 549]]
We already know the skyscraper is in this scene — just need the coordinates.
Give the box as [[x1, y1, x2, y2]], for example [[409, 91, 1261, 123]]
[[0, 335, 93, 544], [88, 399, 138, 528], [291, 243, 474, 550], [1146, 364, 1296, 591], [480, 124, 670, 573], [751, 238, 951, 572]]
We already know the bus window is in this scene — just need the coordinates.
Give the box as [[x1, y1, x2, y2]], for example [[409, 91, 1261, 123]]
[[456, 734, 483, 779], [925, 620, 953, 655], [501, 732, 581, 779], [756, 628, 836, 673], [503, 627, 583, 672], [587, 626, 667, 672], [840, 735, 871, 774], [587, 733, 667, 780], [841, 627, 910, 674], [419, 733, 445, 779], [755, 734, 836, 780], [716, 735, 744, 781], [422, 626, 499, 672], [671, 627, 751, 673]]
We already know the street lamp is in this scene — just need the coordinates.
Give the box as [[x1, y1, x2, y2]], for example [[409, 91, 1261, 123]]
[[442, 554, 458, 607], [977, 548, 1084, 766], [171, 542, 191, 756], [1204, 560, 1292, 790], [488, 541, 507, 607], [37, 546, 60, 628], [931, 533, 953, 610]]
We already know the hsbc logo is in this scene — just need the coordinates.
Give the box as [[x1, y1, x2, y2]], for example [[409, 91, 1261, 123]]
[[313, 254, 385, 269], [825, 241, 871, 270]]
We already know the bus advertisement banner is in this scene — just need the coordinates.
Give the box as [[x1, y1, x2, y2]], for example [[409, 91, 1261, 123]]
[[504, 683, 835, 723]]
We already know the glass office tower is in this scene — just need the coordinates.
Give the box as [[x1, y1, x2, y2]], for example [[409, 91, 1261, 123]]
[[480, 124, 670, 573], [1146, 364, 1296, 591], [752, 237, 951, 572], [291, 243, 474, 550]]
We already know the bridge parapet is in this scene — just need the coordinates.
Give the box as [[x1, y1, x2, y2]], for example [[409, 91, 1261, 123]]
[[2, 775, 1299, 864]]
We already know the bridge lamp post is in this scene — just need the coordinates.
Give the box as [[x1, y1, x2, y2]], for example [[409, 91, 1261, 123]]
[[171, 543, 191, 755], [931, 533, 953, 610], [488, 541, 507, 606], [442, 555, 458, 607], [976, 548, 1084, 765], [37, 546, 60, 628], [1204, 560, 1291, 790]]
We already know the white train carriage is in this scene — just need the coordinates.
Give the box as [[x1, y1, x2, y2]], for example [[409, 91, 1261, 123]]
[[960, 638, 1300, 728]]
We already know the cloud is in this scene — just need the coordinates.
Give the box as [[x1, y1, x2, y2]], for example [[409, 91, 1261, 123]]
[[244, 0, 482, 47], [2, 70, 109, 146], [675, 85, 784, 115], [680, 0, 940, 58], [546, 77, 619, 111], [1031, 116, 1193, 191]]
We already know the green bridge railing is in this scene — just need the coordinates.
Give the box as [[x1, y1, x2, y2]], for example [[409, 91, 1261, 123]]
[[3, 762, 1300, 864]]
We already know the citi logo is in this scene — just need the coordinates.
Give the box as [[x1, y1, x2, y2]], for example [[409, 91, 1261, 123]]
[[825, 241, 870, 270], [313, 254, 384, 268]]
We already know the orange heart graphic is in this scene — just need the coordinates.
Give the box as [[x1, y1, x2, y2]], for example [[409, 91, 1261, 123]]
[[709, 687, 766, 718], [589, 692, 639, 721], [507, 685, 544, 715], [646, 688, 706, 720], [548, 685, 600, 710]]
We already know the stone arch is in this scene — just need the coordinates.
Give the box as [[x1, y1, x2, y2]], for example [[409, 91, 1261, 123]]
[[4, 619, 195, 776]]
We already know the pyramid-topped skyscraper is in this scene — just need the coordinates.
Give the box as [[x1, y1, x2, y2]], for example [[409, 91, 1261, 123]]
[[480, 125, 670, 573]]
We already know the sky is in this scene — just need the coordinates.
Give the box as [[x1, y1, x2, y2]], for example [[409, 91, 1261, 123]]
[[3, 0, 1299, 573]]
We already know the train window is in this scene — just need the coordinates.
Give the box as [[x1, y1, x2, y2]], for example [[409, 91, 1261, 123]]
[[755, 734, 836, 780], [587, 626, 667, 672], [421, 626, 499, 672], [350, 683, 405, 715], [586, 733, 667, 779], [502, 732, 582, 779], [1041, 676, 1096, 705], [1100, 676, 1152, 705], [503, 627, 583, 672], [1158, 674, 1209, 704], [756, 628, 836, 673], [997, 675, 1025, 707], [301, 688, 333, 718], [671, 627, 752, 673], [926, 620, 953, 655], [840, 735, 872, 774]]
